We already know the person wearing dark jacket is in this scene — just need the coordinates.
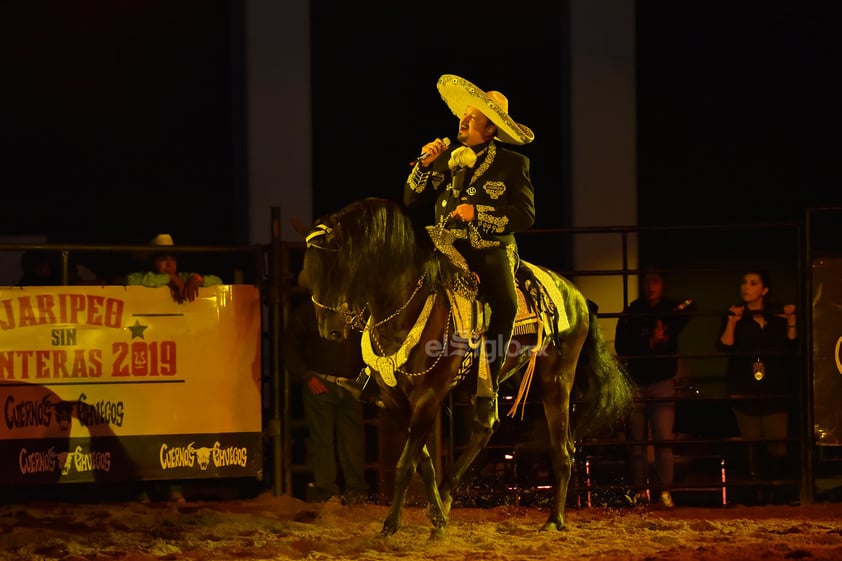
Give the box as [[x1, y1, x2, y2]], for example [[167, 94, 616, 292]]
[[403, 74, 535, 429], [284, 272, 369, 504], [615, 272, 695, 508], [717, 270, 797, 501]]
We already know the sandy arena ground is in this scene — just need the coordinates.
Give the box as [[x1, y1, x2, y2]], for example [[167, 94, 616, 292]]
[[1, 490, 841, 561]]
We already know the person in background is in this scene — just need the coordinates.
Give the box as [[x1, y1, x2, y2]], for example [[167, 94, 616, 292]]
[[126, 234, 222, 302], [403, 74, 535, 430], [717, 270, 798, 504], [17, 251, 100, 285], [18, 251, 61, 285], [127, 233, 222, 502], [284, 270, 369, 505], [615, 272, 696, 509]]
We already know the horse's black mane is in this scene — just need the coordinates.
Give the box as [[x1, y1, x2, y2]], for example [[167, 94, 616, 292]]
[[308, 197, 466, 309]]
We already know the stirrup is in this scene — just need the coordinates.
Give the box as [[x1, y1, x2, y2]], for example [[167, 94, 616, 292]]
[[336, 368, 385, 408], [336, 368, 372, 398]]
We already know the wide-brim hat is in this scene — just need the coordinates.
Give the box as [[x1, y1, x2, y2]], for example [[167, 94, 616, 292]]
[[150, 233, 175, 247], [149, 233, 177, 256], [437, 74, 534, 145], [133, 233, 176, 263]]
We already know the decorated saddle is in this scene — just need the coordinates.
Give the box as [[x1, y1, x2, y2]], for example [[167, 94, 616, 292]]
[[427, 226, 570, 415], [357, 225, 572, 417]]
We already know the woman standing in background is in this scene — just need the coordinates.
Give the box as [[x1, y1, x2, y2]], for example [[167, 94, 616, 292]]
[[717, 270, 798, 503]]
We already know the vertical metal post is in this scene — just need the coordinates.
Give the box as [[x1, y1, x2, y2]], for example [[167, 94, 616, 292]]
[[268, 207, 285, 495], [585, 458, 592, 508], [801, 209, 815, 504], [59, 249, 70, 285], [620, 230, 629, 308]]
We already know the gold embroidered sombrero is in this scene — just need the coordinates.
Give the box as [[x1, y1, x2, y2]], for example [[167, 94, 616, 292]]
[[437, 74, 534, 145]]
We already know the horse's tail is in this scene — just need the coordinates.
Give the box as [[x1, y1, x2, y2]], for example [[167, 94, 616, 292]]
[[571, 299, 635, 440]]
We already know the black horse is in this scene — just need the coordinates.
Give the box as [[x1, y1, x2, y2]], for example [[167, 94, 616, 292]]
[[302, 197, 633, 538]]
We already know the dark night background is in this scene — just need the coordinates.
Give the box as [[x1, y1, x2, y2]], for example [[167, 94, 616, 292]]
[[1, 1, 840, 246]]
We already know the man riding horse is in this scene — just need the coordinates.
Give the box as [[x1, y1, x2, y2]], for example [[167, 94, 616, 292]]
[[403, 74, 536, 429]]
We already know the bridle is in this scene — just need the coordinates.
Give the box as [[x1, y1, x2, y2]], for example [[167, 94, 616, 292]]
[[310, 295, 368, 331], [305, 221, 432, 332], [305, 221, 451, 378], [309, 272, 427, 332]]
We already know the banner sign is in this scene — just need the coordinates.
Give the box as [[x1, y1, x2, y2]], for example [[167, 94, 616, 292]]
[[0, 285, 263, 484], [812, 258, 842, 446]]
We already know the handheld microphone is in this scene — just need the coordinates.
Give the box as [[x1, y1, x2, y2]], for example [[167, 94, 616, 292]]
[[415, 137, 450, 163]]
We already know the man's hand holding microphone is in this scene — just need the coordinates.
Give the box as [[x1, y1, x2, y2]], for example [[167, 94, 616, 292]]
[[416, 137, 450, 167]]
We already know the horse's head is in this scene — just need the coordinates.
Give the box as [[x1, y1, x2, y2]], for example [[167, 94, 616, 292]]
[[302, 197, 442, 338], [302, 220, 366, 341]]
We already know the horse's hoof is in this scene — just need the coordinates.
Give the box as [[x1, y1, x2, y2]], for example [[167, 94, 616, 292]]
[[426, 509, 447, 529], [540, 520, 566, 532], [428, 527, 446, 541], [380, 524, 398, 537]]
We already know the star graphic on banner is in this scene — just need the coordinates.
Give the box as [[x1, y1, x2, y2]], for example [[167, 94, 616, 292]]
[[128, 320, 148, 339]]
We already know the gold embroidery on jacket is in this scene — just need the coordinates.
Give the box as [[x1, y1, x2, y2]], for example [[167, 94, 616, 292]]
[[476, 205, 509, 234], [466, 143, 494, 188], [467, 224, 501, 248], [483, 181, 506, 200], [407, 165, 430, 193]]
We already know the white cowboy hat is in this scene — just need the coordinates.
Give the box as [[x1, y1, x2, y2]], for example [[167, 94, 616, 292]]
[[132, 233, 175, 263], [150, 233, 175, 246], [436, 74, 534, 145]]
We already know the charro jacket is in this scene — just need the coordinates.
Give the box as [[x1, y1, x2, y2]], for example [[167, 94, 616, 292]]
[[403, 140, 535, 249]]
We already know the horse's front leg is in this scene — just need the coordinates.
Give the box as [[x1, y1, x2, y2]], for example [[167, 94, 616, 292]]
[[438, 397, 497, 516], [381, 434, 427, 537], [417, 444, 448, 540]]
